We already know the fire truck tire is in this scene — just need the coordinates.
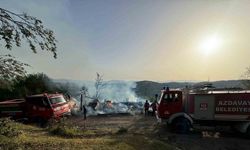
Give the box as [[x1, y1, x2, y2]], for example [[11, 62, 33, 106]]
[[36, 117, 47, 128], [230, 125, 239, 133], [246, 125, 250, 138], [171, 117, 191, 134]]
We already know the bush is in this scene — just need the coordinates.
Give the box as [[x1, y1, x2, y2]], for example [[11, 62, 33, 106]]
[[116, 127, 128, 134], [49, 122, 81, 137], [0, 118, 22, 137]]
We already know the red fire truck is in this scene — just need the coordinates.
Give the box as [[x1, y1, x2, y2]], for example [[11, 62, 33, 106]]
[[0, 93, 71, 126], [157, 87, 250, 135]]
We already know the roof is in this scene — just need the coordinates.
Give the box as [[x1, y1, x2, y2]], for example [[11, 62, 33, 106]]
[[189, 90, 250, 95], [207, 90, 250, 94], [0, 99, 25, 104], [26, 93, 63, 98]]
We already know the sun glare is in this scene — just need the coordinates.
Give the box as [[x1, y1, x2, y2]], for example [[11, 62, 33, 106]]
[[200, 35, 222, 55]]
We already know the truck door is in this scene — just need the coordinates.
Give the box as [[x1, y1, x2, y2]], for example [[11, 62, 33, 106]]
[[194, 95, 215, 120], [26, 97, 52, 119]]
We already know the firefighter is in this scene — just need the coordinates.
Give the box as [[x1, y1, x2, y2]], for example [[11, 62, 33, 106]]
[[144, 100, 150, 116], [151, 100, 157, 116]]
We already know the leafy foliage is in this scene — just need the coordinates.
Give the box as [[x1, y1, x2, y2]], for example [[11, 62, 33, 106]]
[[241, 67, 250, 89], [0, 8, 57, 83], [0, 54, 29, 81], [0, 8, 57, 57], [49, 121, 82, 138], [11, 73, 53, 97], [0, 73, 80, 100], [0, 118, 23, 137], [116, 127, 128, 134]]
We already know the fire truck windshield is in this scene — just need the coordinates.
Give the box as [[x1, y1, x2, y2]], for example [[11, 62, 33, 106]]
[[49, 96, 66, 104], [162, 93, 179, 102]]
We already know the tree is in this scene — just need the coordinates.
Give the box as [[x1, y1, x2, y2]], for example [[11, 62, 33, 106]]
[[0, 8, 57, 80], [12, 73, 53, 96], [0, 73, 53, 100], [0, 8, 57, 57], [241, 67, 250, 89], [94, 73, 105, 100], [0, 54, 29, 81]]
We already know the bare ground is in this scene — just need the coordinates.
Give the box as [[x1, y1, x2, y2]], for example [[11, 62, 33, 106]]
[[66, 114, 250, 150]]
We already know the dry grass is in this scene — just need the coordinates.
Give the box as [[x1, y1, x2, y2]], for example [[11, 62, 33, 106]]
[[114, 135, 176, 150], [0, 117, 176, 150]]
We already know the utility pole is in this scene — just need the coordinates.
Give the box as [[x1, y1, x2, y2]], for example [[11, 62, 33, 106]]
[[80, 88, 87, 129], [80, 93, 83, 111]]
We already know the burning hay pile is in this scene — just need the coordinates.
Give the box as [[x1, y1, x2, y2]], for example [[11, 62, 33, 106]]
[[69, 80, 145, 117], [70, 98, 143, 116]]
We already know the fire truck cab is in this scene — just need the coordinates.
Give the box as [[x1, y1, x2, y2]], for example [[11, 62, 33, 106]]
[[157, 87, 193, 133], [0, 93, 71, 126]]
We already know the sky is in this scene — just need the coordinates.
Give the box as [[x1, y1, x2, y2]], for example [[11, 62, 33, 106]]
[[1, 0, 250, 81]]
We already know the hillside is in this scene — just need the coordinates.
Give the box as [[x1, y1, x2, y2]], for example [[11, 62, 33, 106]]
[[53, 79, 246, 101], [134, 81, 192, 100], [135, 80, 244, 100]]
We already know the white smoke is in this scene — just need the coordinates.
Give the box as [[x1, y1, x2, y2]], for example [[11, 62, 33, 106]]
[[82, 80, 143, 102], [56, 79, 145, 116], [54, 79, 143, 102], [99, 81, 138, 102]]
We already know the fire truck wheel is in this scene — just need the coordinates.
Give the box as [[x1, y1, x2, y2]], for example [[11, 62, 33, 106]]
[[171, 117, 191, 134], [36, 117, 47, 128], [246, 125, 250, 138], [230, 125, 240, 134]]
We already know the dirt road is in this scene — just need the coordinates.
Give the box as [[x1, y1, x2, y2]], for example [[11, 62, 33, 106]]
[[66, 114, 250, 150]]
